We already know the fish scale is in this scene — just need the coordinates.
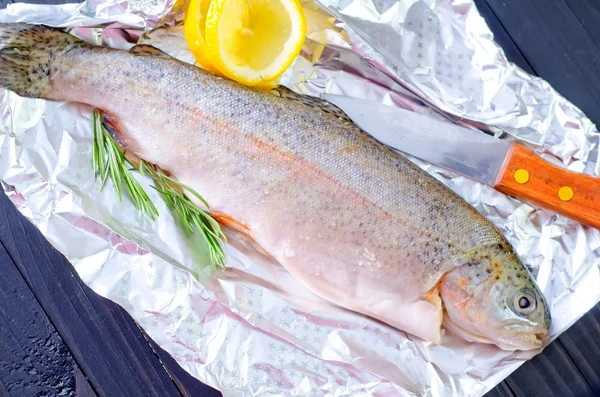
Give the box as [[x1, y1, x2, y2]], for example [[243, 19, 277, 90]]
[[0, 23, 550, 350]]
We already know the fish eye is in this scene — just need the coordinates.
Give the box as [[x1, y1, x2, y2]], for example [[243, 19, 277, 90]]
[[513, 292, 536, 316]]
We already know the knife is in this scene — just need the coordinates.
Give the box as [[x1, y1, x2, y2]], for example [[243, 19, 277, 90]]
[[322, 94, 600, 230]]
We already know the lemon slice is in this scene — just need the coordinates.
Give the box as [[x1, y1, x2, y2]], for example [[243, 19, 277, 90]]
[[184, 0, 221, 74], [205, 0, 306, 86]]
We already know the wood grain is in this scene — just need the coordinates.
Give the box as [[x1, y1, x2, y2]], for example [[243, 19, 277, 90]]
[[0, 380, 9, 397], [472, 0, 535, 75], [558, 304, 600, 393], [505, 338, 595, 397], [141, 333, 222, 397], [484, 381, 515, 397], [0, 191, 195, 397], [0, 1, 596, 397], [494, 143, 600, 229], [75, 367, 98, 397], [475, 1, 600, 395], [477, 0, 600, 127], [0, 241, 76, 396]]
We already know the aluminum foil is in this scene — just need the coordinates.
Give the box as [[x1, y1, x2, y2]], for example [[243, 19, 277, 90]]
[[1, 0, 599, 396]]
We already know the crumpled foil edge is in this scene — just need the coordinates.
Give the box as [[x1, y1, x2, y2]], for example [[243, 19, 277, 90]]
[[0, 1, 599, 396]]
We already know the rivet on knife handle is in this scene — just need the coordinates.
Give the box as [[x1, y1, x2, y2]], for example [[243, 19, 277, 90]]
[[514, 169, 530, 184], [494, 143, 600, 230]]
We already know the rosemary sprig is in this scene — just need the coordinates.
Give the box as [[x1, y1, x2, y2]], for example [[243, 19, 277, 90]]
[[91, 109, 226, 267], [139, 160, 226, 266], [92, 110, 159, 220]]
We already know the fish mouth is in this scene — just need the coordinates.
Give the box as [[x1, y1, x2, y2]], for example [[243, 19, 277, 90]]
[[443, 313, 546, 351], [509, 332, 545, 350], [498, 322, 549, 350], [534, 332, 547, 345], [442, 313, 496, 346]]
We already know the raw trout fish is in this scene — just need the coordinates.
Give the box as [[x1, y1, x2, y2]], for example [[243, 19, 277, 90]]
[[0, 23, 551, 350]]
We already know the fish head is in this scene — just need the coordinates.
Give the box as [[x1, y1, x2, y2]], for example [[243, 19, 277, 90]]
[[439, 242, 551, 351]]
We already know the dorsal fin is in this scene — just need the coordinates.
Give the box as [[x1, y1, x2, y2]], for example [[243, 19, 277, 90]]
[[129, 44, 170, 57], [271, 85, 354, 123]]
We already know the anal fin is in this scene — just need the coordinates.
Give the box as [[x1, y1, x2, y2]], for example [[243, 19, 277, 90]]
[[209, 212, 274, 258], [209, 212, 250, 235]]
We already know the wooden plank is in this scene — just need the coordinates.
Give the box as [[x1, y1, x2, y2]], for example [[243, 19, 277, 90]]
[[473, 0, 535, 75], [560, 0, 600, 43], [0, 381, 9, 397], [475, 1, 600, 395], [75, 366, 98, 397], [488, 304, 600, 396], [504, 336, 594, 396], [556, 304, 600, 393], [479, 0, 600, 127], [139, 327, 223, 397], [0, 1, 597, 397], [0, 191, 189, 397], [484, 381, 515, 397], [0, 235, 76, 396], [501, 304, 600, 397]]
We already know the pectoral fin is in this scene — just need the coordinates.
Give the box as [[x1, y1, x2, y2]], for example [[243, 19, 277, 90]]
[[357, 288, 444, 344]]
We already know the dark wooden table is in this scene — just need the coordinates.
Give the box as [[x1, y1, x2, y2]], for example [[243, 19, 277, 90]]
[[0, 0, 599, 396]]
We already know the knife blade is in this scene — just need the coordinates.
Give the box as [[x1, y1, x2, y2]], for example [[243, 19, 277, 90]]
[[322, 94, 600, 230]]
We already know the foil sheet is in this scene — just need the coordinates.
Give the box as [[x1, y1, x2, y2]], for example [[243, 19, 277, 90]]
[[1, 0, 599, 396]]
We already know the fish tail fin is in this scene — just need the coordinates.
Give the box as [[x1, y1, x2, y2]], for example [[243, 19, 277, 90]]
[[0, 23, 86, 99]]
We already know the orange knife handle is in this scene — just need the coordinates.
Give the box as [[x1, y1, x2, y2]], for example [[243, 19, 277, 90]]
[[494, 143, 600, 230]]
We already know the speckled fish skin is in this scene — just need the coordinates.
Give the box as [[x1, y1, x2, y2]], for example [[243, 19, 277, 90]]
[[0, 23, 550, 350]]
